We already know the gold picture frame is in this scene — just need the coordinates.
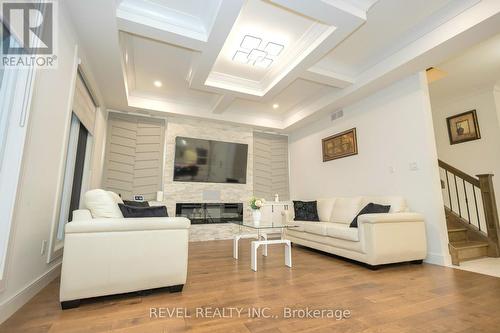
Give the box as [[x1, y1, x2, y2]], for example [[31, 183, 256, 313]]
[[322, 128, 358, 162], [446, 110, 481, 145]]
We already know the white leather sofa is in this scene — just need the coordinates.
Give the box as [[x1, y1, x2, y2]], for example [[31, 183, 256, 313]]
[[59, 190, 190, 309], [283, 196, 427, 268]]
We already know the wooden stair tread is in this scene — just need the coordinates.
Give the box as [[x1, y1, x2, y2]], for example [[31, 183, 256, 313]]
[[446, 220, 464, 229], [449, 241, 489, 249]]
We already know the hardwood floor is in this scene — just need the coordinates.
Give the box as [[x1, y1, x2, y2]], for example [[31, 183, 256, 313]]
[[2, 240, 500, 333]]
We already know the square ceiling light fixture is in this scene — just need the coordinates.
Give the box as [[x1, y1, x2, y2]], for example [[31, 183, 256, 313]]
[[232, 35, 284, 69]]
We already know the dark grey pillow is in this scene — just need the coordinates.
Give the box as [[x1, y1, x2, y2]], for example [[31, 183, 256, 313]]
[[293, 201, 320, 221], [350, 203, 390, 228], [123, 200, 150, 208], [118, 204, 168, 218]]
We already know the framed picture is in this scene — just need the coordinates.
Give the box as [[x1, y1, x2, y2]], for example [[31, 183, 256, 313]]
[[322, 128, 358, 162], [446, 110, 481, 145]]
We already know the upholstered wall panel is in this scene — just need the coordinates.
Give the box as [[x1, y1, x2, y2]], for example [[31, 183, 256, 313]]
[[253, 132, 290, 201], [103, 113, 164, 200]]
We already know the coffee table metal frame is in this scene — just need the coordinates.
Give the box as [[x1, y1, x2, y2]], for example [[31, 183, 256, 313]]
[[232, 221, 296, 271]]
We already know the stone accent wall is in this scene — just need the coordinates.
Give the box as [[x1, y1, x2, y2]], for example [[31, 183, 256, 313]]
[[163, 118, 254, 242]]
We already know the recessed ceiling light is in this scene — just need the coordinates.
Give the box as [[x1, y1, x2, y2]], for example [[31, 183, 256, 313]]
[[154, 80, 162, 88], [240, 35, 261, 50], [265, 42, 284, 56], [273, 103, 279, 109]]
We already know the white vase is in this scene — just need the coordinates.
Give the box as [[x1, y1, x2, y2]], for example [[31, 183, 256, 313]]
[[252, 209, 261, 225]]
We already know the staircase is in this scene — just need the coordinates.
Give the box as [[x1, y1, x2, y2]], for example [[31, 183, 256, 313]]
[[446, 209, 489, 265], [438, 160, 500, 266]]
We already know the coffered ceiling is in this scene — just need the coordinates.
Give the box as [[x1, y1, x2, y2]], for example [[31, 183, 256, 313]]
[[65, 0, 500, 131]]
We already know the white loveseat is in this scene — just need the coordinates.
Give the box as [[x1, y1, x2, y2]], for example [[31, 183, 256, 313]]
[[59, 190, 190, 309], [283, 196, 427, 268]]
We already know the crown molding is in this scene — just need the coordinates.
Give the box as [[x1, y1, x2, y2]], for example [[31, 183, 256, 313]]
[[116, 0, 215, 42]]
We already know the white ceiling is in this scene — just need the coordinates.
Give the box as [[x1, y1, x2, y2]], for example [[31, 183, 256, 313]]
[[317, 0, 453, 76], [229, 79, 337, 116], [429, 32, 500, 102], [65, 0, 500, 131], [211, 0, 320, 83], [124, 33, 219, 109]]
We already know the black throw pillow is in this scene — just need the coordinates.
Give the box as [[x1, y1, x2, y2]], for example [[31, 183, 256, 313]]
[[118, 204, 168, 218], [293, 201, 320, 221], [350, 203, 391, 228], [123, 200, 150, 208]]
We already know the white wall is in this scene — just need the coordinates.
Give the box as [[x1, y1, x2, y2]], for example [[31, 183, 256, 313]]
[[431, 87, 500, 215], [0, 4, 106, 323], [494, 85, 500, 129], [289, 73, 450, 266]]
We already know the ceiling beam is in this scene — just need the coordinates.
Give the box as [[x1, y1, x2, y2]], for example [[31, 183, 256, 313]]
[[116, 19, 206, 51], [116, 0, 214, 50], [301, 66, 354, 88], [212, 95, 235, 114], [188, 0, 246, 91]]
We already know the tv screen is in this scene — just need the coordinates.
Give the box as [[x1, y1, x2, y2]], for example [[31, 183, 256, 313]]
[[173, 137, 248, 184]]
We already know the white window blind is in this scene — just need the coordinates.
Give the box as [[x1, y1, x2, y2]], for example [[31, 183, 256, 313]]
[[103, 114, 165, 200], [253, 132, 290, 201]]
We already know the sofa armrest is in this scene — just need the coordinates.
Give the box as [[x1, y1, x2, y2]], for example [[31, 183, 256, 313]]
[[357, 212, 424, 224], [65, 217, 190, 234], [72, 209, 93, 221], [358, 212, 427, 265]]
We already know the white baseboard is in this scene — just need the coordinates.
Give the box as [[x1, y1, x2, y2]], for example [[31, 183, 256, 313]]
[[0, 263, 61, 324], [424, 252, 451, 266]]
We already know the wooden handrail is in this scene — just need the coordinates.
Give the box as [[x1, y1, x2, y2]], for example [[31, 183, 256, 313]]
[[438, 158, 500, 257], [438, 159, 480, 187]]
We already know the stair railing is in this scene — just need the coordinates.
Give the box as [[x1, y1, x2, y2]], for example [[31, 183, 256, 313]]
[[438, 159, 500, 256]]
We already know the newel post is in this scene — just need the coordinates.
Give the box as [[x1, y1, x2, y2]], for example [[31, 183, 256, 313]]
[[477, 174, 500, 256]]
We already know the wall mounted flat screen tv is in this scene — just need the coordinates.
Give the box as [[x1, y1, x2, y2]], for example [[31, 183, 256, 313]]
[[173, 137, 248, 184]]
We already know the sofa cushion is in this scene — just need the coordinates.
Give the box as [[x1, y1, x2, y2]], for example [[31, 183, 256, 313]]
[[350, 203, 391, 228], [316, 198, 336, 222], [329, 197, 362, 224], [293, 201, 320, 221], [118, 204, 168, 218], [286, 229, 364, 253], [85, 189, 123, 218], [361, 196, 407, 213], [288, 221, 308, 232], [303, 222, 329, 236], [325, 224, 360, 242]]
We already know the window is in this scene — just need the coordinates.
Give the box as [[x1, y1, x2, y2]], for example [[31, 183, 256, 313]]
[[55, 114, 92, 241], [47, 70, 97, 261], [0, 22, 36, 279], [0, 23, 14, 167]]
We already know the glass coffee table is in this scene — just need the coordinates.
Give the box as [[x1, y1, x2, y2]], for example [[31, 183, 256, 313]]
[[232, 221, 298, 271]]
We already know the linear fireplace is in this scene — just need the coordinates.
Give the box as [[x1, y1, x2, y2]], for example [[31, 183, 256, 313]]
[[175, 203, 243, 224]]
